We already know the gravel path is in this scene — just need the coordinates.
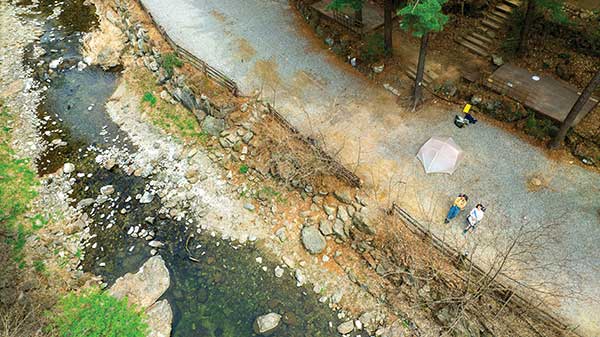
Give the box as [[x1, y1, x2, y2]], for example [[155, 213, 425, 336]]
[[141, 0, 600, 333]]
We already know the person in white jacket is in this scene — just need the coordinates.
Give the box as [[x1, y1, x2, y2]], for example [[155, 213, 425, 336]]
[[463, 204, 485, 234]]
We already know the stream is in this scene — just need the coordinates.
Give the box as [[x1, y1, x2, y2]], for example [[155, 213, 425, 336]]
[[19, 0, 348, 336]]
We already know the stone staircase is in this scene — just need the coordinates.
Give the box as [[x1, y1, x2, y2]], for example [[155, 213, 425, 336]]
[[455, 0, 522, 57], [405, 63, 439, 87]]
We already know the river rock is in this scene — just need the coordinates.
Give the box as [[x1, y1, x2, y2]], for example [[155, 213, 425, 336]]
[[334, 191, 353, 204], [201, 115, 226, 137], [253, 312, 281, 334], [337, 321, 355, 334], [301, 226, 326, 254], [100, 185, 115, 195], [49, 57, 63, 69], [81, 5, 126, 69], [337, 205, 349, 222], [146, 299, 173, 337], [274, 266, 284, 278], [140, 191, 154, 204], [319, 219, 333, 236], [76, 198, 95, 209], [333, 218, 347, 240], [109, 255, 170, 308], [352, 209, 376, 235], [173, 86, 199, 112], [63, 162, 75, 174], [323, 204, 335, 217]]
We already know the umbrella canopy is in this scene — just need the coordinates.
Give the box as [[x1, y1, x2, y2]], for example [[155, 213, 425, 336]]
[[417, 136, 464, 174]]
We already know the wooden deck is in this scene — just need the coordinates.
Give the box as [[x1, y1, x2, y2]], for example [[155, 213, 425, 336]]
[[311, 0, 391, 35], [485, 64, 599, 125]]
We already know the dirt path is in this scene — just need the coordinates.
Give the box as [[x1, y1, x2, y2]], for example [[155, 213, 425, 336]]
[[139, 0, 599, 334]]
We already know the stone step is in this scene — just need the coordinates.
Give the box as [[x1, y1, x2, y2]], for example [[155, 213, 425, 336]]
[[405, 67, 434, 85], [456, 37, 490, 57], [464, 34, 491, 50], [471, 32, 494, 44], [496, 3, 514, 14], [476, 26, 497, 38], [490, 8, 511, 20], [482, 18, 501, 30], [504, 0, 522, 8], [485, 12, 507, 25]]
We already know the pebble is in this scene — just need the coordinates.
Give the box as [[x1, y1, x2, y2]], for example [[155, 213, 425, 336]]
[[243, 203, 255, 211], [274, 266, 284, 278]]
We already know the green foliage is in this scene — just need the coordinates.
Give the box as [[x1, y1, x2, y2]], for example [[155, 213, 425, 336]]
[[361, 33, 386, 63], [239, 164, 249, 174], [161, 53, 183, 76], [327, 0, 363, 11], [142, 92, 157, 107], [534, 0, 567, 24], [398, 0, 449, 37], [49, 288, 148, 337]]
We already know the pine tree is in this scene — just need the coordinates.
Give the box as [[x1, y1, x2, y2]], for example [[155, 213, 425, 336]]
[[398, 0, 448, 111], [518, 0, 566, 54]]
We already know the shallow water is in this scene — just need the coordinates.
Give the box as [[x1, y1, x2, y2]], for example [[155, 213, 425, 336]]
[[20, 1, 350, 336]]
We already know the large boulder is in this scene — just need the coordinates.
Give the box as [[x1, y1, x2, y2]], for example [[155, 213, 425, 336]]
[[301, 226, 326, 254], [253, 312, 282, 334], [201, 115, 226, 137], [352, 209, 376, 235], [109, 255, 170, 308], [81, 5, 126, 69], [146, 299, 173, 337]]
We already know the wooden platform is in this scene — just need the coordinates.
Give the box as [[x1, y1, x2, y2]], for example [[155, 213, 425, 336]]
[[311, 0, 390, 35], [485, 64, 599, 125]]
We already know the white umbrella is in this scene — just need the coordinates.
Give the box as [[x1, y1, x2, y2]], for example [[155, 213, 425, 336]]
[[417, 136, 464, 174]]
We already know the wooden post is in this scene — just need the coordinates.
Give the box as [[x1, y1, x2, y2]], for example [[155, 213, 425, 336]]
[[549, 69, 600, 149]]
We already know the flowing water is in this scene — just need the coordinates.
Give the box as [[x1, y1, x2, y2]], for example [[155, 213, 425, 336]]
[[19, 1, 350, 336]]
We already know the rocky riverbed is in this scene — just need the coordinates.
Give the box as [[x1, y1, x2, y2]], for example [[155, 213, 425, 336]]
[[1, 0, 408, 336]]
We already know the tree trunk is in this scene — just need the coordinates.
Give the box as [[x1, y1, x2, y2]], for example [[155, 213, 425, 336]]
[[518, 0, 535, 54], [384, 0, 393, 54], [549, 69, 600, 149], [354, 7, 363, 27], [412, 33, 429, 111]]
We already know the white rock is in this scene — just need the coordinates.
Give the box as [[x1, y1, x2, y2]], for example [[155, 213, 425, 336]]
[[63, 162, 75, 174], [49, 57, 63, 69], [253, 313, 281, 334], [274, 266, 284, 278]]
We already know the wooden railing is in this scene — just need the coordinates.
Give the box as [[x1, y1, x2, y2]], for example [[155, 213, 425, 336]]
[[390, 203, 580, 337], [135, 0, 361, 188]]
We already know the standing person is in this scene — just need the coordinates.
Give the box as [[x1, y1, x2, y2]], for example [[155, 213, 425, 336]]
[[444, 194, 468, 224], [463, 204, 486, 234]]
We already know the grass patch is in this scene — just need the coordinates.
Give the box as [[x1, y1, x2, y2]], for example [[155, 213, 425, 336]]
[[0, 101, 39, 266], [161, 53, 184, 76], [48, 288, 148, 337], [142, 92, 157, 107], [33, 260, 46, 273]]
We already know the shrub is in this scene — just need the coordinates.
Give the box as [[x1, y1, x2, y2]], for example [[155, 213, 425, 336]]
[[361, 33, 386, 63], [239, 164, 249, 174], [161, 53, 183, 76], [142, 92, 157, 107], [49, 288, 148, 337]]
